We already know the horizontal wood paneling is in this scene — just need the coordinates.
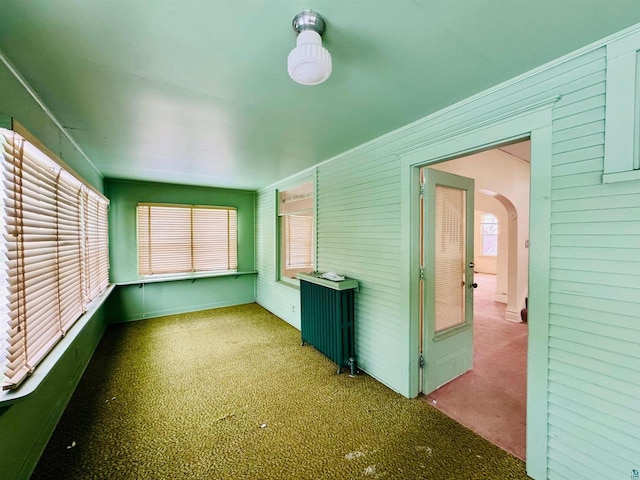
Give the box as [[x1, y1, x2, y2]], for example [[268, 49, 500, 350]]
[[254, 28, 640, 479], [551, 233, 640, 249], [549, 410, 639, 465], [548, 378, 640, 438], [551, 268, 639, 289], [317, 152, 404, 391], [553, 107, 605, 132], [550, 256, 640, 275], [255, 187, 303, 329], [552, 131, 605, 155], [550, 360, 640, 403], [546, 43, 640, 476], [551, 299, 638, 327], [552, 192, 640, 211], [548, 431, 625, 480]]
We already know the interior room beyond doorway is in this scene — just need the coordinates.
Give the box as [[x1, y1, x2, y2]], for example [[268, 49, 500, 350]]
[[425, 273, 528, 460], [420, 140, 531, 460]]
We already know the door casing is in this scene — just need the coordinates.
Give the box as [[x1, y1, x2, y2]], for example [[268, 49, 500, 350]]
[[400, 102, 556, 479]]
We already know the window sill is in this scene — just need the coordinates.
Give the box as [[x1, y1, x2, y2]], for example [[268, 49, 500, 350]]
[[0, 284, 115, 407], [602, 170, 640, 184], [117, 270, 258, 286], [278, 276, 301, 289]]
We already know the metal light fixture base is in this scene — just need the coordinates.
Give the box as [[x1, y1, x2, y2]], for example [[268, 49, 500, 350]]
[[292, 10, 326, 36]]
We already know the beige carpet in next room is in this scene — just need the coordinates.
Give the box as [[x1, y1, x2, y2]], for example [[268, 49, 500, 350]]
[[427, 273, 528, 460]]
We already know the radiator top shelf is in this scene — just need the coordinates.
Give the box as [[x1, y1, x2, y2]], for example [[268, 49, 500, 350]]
[[296, 272, 359, 291]]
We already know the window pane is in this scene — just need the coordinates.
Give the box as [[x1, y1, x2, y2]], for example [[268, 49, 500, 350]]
[[482, 235, 498, 256], [480, 213, 498, 256], [150, 206, 191, 274], [281, 213, 314, 279], [435, 186, 466, 332], [279, 181, 313, 214], [193, 208, 237, 272], [137, 204, 237, 276], [481, 223, 498, 235], [278, 181, 314, 281], [1, 129, 109, 390]]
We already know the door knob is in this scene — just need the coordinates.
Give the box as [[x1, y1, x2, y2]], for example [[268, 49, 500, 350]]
[[471, 283, 478, 289]]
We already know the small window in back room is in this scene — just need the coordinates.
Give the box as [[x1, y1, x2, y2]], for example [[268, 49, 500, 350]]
[[278, 181, 315, 281], [481, 213, 498, 256]]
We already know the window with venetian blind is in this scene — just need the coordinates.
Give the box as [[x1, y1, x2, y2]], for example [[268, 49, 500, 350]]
[[278, 181, 315, 280], [0, 129, 109, 391], [137, 204, 237, 275]]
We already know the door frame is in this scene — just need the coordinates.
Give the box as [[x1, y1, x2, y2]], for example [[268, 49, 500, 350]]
[[399, 99, 557, 478]]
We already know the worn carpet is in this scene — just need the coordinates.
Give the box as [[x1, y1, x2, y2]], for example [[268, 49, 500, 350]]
[[426, 273, 528, 460], [32, 303, 529, 479]]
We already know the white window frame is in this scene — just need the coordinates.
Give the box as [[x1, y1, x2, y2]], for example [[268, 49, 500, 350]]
[[603, 29, 640, 183], [0, 129, 109, 391], [277, 180, 315, 285]]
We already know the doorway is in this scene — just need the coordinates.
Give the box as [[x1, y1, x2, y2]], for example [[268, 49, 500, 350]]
[[419, 140, 530, 460]]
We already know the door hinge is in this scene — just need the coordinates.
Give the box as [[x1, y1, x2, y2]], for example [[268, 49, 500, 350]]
[[419, 354, 424, 368], [419, 182, 425, 198], [419, 266, 424, 279]]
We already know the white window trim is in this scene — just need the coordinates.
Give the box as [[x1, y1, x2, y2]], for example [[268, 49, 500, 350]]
[[0, 128, 110, 391], [0, 284, 114, 406], [276, 178, 316, 286], [603, 29, 640, 183]]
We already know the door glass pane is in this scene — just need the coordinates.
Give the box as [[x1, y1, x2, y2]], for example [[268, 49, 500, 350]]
[[434, 185, 466, 332]]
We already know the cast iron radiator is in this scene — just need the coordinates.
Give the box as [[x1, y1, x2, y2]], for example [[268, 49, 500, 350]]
[[297, 273, 358, 374]]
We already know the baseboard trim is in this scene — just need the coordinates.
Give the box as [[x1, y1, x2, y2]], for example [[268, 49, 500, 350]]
[[505, 308, 523, 323]]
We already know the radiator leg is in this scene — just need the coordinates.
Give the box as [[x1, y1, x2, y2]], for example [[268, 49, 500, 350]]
[[348, 357, 357, 377]]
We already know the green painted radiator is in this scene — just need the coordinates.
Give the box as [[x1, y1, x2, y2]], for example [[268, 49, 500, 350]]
[[297, 273, 358, 374]]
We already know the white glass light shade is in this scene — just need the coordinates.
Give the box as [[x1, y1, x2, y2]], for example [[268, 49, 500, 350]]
[[287, 30, 332, 86]]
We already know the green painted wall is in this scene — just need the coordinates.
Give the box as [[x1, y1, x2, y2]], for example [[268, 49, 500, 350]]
[[0, 58, 103, 192], [105, 179, 256, 322], [0, 305, 109, 480], [257, 25, 640, 480]]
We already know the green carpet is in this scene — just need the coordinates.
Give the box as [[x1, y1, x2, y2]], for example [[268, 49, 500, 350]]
[[32, 303, 529, 479]]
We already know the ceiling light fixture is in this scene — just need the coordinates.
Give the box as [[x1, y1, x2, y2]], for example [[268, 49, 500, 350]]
[[287, 10, 332, 86]]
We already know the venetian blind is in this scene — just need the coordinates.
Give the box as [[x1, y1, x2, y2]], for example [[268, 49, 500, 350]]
[[1, 129, 110, 390], [434, 185, 466, 332], [84, 191, 110, 301], [283, 214, 313, 273], [279, 181, 314, 279], [137, 204, 238, 275]]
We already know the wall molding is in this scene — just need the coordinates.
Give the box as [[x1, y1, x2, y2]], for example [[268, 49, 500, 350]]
[[397, 95, 561, 157], [0, 48, 102, 178]]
